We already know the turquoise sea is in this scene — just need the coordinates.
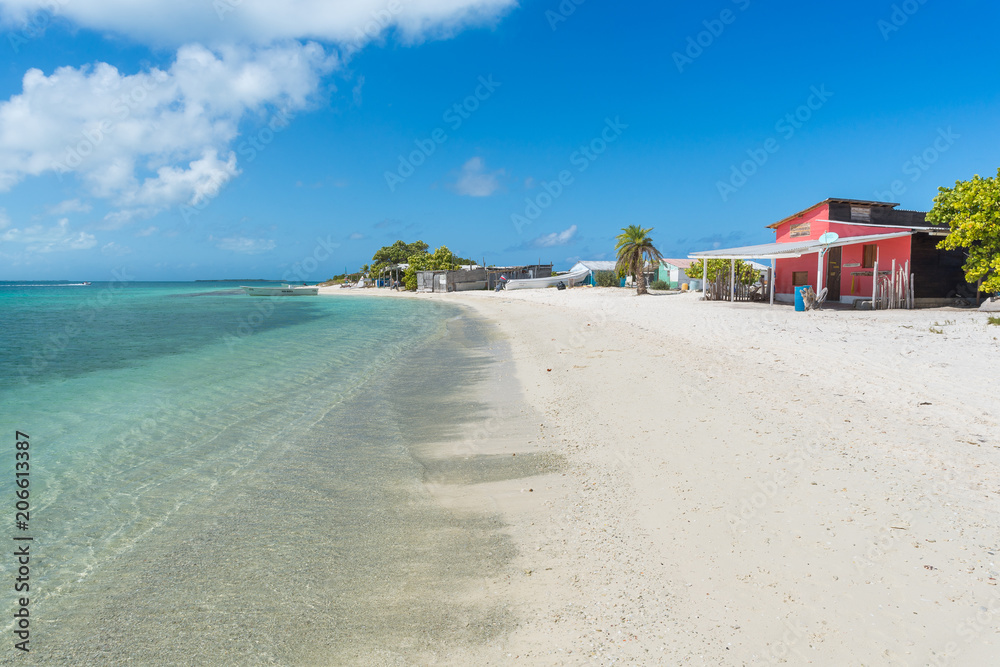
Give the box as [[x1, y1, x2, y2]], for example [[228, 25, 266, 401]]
[[0, 282, 535, 665]]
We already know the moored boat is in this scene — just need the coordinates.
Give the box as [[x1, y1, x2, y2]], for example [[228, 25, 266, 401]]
[[241, 285, 319, 296]]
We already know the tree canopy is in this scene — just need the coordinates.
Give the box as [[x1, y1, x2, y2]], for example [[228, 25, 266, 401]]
[[685, 258, 761, 285], [372, 240, 430, 266], [615, 225, 663, 295], [368, 239, 476, 283], [403, 245, 459, 290], [927, 169, 1000, 294]]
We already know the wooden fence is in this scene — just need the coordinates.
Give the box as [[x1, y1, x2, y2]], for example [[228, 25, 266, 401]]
[[705, 269, 768, 302]]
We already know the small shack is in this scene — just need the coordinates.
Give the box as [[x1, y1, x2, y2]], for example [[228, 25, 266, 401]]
[[570, 260, 616, 286], [656, 259, 705, 290], [377, 263, 407, 287], [415, 267, 488, 293], [689, 198, 973, 308]]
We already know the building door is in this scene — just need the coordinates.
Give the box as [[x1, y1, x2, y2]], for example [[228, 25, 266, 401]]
[[826, 247, 842, 301]]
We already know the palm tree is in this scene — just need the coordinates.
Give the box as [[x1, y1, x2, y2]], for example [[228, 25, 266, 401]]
[[615, 225, 663, 295]]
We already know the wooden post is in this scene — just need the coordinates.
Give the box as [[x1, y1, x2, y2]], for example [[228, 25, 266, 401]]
[[702, 259, 708, 300], [816, 250, 824, 295], [729, 259, 735, 302], [872, 260, 879, 309], [904, 260, 910, 309], [892, 266, 897, 309], [769, 266, 775, 305]]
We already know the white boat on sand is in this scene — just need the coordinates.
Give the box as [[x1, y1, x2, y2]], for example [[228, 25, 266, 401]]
[[503, 266, 591, 290], [241, 285, 319, 296]]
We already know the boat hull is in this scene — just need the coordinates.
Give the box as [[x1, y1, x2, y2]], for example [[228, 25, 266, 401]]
[[241, 286, 319, 296], [504, 267, 591, 290]]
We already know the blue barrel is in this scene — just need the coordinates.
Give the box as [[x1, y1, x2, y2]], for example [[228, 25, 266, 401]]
[[794, 285, 812, 311]]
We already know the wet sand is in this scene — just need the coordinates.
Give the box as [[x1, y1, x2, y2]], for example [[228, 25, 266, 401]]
[[325, 285, 999, 664]]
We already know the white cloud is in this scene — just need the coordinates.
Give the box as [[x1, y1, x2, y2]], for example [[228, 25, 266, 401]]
[[451, 156, 503, 197], [0, 207, 8, 229], [0, 2, 518, 222], [348, 232, 365, 240], [0, 42, 334, 216], [532, 224, 577, 247], [1, 217, 97, 253], [100, 208, 157, 231], [47, 198, 92, 215], [0, 1, 517, 48], [136, 225, 158, 237], [216, 237, 275, 254], [126, 149, 240, 208]]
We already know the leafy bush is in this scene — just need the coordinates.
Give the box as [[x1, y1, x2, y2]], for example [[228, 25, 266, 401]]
[[403, 245, 458, 290], [988, 315, 1000, 326], [686, 258, 760, 285], [650, 280, 669, 290], [594, 271, 619, 287]]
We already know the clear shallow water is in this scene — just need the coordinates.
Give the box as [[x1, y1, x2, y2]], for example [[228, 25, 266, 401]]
[[0, 283, 528, 664]]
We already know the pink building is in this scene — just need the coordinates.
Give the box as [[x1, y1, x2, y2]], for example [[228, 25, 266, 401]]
[[690, 199, 971, 307]]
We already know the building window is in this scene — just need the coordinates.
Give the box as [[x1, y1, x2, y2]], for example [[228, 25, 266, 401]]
[[851, 206, 871, 222], [792, 271, 809, 286], [862, 244, 877, 268]]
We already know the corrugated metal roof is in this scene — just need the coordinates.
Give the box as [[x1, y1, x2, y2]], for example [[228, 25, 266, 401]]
[[688, 231, 912, 259], [573, 260, 618, 271], [767, 198, 901, 229], [688, 240, 820, 259], [661, 258, 694, 269]]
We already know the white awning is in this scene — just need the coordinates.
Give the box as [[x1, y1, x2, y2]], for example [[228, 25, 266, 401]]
[[688, 231, 912, 260]]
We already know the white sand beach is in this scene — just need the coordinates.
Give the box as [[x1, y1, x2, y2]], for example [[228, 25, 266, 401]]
[[322, 286, 1000, 664]]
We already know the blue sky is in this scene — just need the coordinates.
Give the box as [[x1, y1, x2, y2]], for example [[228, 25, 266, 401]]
[[1, 0, 998, 280]]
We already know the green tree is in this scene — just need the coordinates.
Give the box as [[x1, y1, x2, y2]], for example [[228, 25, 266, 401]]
[[372, 240, 430, 265], [615, 225, 663, 295], [927, 170, 1000, 294], [368, 240, 431, 282], [403, 245, 458, 290], [686, 258, 761, 285]]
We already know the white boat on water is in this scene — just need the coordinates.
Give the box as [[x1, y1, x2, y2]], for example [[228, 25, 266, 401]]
[[241, 285, 319, 296]]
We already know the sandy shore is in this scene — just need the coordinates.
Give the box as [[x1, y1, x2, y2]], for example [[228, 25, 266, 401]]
[[322, 286, 1000, 664]]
